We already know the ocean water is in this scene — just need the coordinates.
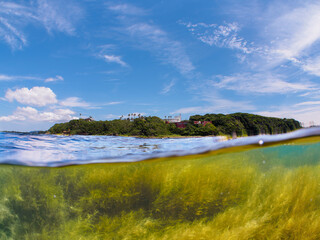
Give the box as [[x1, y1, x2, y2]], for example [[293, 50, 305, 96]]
[[1, 128, 320, 239]]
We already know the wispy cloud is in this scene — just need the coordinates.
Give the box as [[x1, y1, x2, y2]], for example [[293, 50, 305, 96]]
[[59, 97, 123, 109], [182, 2, 320, 74], [294, 101, 320, 107], [107, 3, 146, 16], [103, 55, 127, 67], [0, 16, 27, 49], [173, 97, 255, 114], [0, 74, 12, 81], [257, 105, 320, 127], [102, 101, 123, 106], [265, 2, 320, 63], [0, 73, 64, 82], [175, 1, 320, 125], [300, 56, 320, 77], [59, 97, 91, 108], [211, 73, 315, 94], [181, 22, 251, 54], [127, 23, 194, 75], [107, 3, 194, 76], [161, 79, 176, 94], [36, 0, 82, 35], [45, 75, 64, 82], [0, 0, 83, 49], [0, 74, 42, 81], [0, 2, 34, 49], [244, 1, 320, 73], [0, 74, 64, 82], [181, 13, 320, 97]]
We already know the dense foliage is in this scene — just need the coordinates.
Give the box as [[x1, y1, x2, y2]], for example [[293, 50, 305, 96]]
[[48, 117, 170, 137], [189, 113, 301, 136], [48, 113, 301, 137], [1, 142, 320, 239]]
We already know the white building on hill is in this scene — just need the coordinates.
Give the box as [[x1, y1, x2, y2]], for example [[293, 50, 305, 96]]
[[163, 114, 181, 123]]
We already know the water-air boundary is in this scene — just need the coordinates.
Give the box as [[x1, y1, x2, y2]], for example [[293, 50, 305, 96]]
[[2, 127, 320, 167]]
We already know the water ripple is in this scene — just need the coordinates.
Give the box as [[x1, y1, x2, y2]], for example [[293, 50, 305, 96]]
[[0, 127, 320, 167]]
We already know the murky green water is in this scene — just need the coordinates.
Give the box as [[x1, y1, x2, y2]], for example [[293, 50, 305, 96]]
[[1, 138, 320, 239]]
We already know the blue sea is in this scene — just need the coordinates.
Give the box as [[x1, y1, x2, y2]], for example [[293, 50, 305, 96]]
[[1, 127, 319, 166], [1, 128, 320, 239]]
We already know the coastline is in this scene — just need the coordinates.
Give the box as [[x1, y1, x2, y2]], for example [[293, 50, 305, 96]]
[[51, 132, 229, 140], [47, 113, 302, 139]]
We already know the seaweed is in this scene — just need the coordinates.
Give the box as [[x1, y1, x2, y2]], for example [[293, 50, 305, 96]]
[[0, 142, 320, 239]]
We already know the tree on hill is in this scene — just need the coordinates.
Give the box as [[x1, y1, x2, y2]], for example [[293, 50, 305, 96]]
[[48, 113, 301, 137]]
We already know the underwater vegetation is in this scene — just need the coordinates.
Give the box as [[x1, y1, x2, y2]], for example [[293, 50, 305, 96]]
[[1, 142, 320, 239]]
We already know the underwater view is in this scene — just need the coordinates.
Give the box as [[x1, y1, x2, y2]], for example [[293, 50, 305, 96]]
[[1, 129, 320, 239], [2, 0, 320, 239]]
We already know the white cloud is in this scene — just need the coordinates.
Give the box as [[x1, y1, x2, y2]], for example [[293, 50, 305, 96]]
[[211, 73, 315, 94], [103, 101, 123, 106], [161, 79, 176, 94], [182, 22, 251, 54], [294, 101, 320, 107], [241, 2, 320, 72], [59, 97, 91, 108], [5, 86, 58, 106], [173, 97, 255, 114], [0, 106, 76, 122], [0, 2, 33, 49], [108, 3, 146, 16], [36, 0, 82, 35], [0, 0, 82, 49], [127, 23, 194, 75], [103, 55, 127, 67], [0, 16, 27, 49], [107, 3, 194, 76], [0, 2, 35, 18], [45, 75, 64, 82], [182, 2, 320, 75], [299, 56, 320, 77], [257, 106, 320, 127], [176, 1, 320, 126], [59, 98, 122, 109], [0, 73, 63, 82], [0, 74, 15, 81], [0, 74, 41, 81], [266, 3, 320, 62]]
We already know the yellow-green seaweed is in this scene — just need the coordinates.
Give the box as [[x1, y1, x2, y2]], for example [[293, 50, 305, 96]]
[[1, 141, 320, 239]]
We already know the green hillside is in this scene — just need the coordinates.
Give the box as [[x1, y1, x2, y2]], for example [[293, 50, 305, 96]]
[[48, 113, 301, 137]]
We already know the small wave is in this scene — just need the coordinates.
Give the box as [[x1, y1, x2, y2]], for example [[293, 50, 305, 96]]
[[0, 127, 320, 167]]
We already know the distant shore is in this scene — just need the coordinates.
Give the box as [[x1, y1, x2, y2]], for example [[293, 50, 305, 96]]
[[48, 113, 301, 138], [53, 132, 229, 140], [124, 134, 229, 140]]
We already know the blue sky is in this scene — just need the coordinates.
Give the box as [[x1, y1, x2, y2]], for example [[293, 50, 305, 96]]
[[1, 0, 320, 131]]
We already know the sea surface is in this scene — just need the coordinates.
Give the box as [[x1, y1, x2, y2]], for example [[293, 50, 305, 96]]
[[1, 127, 320, 166], [1, 128, 320, 239]]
